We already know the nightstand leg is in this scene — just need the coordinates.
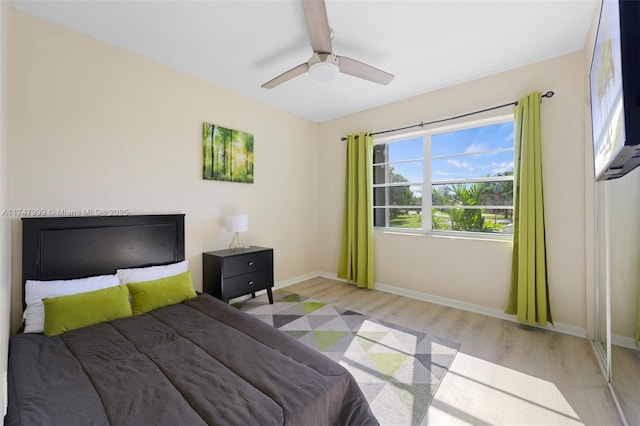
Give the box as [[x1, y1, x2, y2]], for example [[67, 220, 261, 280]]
[[251, 292, 256, 298], [267, 288, 273, 304]]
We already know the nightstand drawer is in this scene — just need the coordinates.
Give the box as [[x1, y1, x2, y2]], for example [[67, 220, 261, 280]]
[[223, 270, 272, 300], [223, 251, 271, 278]]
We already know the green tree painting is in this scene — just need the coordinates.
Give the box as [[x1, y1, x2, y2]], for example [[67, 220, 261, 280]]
[[203, 122, 254, 183]]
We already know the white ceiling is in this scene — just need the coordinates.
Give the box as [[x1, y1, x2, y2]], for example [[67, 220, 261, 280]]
[[12, 0, 598, 123]]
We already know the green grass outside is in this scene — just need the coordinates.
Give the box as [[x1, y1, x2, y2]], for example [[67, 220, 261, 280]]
[[389, 213, 422, 228], [389, 210, 511, 231]]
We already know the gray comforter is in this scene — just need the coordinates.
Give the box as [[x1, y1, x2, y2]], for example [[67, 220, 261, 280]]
[[6, 294, 377, 426]]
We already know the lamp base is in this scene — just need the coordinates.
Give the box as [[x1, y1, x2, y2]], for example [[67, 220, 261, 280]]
[[228, 232, 246, 251]]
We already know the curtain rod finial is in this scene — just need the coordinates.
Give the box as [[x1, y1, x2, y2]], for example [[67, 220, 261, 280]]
[[543, 91, 555, 98]]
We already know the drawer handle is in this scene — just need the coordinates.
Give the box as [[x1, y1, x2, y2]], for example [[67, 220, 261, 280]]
[[248, 281, 254, 286], [248, 261, 254, 266]]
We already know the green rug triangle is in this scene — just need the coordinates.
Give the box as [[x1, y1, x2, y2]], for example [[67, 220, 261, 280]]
[[302, 302, 326, 314], [368, 353, 408, 378], [312, 331, 349, 351], [356, 332, 388, 351], [284, 330, 310, 340], [278, 293, 301, 303]]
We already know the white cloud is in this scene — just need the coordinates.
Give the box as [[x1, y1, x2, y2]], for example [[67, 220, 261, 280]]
[[448, 159, 474, 171], [464, 142, 486, 154], [492, 161, 514, 174]]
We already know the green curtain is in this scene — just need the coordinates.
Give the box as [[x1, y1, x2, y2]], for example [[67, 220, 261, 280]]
[[505, 91, 553, 326], [337, 132, 374, 288]]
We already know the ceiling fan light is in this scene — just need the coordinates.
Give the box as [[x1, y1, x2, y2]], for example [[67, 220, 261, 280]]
[[309, 61, 339, 82]]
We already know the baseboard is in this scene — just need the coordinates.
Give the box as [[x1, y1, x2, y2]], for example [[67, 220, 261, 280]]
[[274, 272, 321, 289], [612, 334, 640, 351], [313, 271, 587, 339]]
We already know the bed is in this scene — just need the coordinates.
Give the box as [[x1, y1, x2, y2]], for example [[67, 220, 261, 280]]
[[6, 214, 377, 426]]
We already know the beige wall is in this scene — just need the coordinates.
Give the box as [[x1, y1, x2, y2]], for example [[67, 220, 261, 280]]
[[1, 0, 12, 415], [318, 52, 588, 330], [9, 10, 320, 331]]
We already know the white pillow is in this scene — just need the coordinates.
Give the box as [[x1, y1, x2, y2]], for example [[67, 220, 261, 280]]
[[116, 260, 189, 284], [23, 274, 121, 333]]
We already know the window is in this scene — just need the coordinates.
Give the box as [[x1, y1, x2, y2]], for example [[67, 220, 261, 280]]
[[373, 116, 514, 237]]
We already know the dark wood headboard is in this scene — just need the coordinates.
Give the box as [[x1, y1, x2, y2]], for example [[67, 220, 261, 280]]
[[22, 214, 185, 304]]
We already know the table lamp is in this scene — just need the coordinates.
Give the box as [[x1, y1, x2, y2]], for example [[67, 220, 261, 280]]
[[227, 214, 248, 250]]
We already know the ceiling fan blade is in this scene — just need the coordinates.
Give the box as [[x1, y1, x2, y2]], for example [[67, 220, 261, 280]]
[[302, 0, 332, 54], [337, 56, 394, 85], [261, 63, 310, 89]]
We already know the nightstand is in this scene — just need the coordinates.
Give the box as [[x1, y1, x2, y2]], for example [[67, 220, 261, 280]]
[[202, 246, 274, 304]]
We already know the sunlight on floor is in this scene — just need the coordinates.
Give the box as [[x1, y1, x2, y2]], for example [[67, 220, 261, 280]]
[[425, 353, 584, 425]]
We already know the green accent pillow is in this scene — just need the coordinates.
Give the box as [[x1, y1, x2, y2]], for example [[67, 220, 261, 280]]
[[43, 285, 133, 336], [126, 270, 197, 315]]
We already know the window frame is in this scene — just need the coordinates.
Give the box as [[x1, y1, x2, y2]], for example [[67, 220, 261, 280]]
[[372, 114, 515, 241]]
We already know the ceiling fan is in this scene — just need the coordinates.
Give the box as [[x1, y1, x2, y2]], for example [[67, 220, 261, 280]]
[[261, 0, 395, 89]]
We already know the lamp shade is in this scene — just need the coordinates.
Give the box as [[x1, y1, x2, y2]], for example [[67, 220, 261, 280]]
[[226, 215, 248, 233]]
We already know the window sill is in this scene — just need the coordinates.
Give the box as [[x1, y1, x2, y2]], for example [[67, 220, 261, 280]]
[[374, 227, 513, 243]]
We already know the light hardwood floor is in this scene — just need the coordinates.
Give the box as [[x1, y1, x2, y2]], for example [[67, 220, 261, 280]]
[[284, 277, 622, 426]]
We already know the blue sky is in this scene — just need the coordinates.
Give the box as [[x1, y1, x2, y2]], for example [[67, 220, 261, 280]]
[[382, 122, 514, 183]]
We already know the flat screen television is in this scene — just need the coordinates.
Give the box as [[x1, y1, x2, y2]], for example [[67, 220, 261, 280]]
[[590, 0, 640, 181]]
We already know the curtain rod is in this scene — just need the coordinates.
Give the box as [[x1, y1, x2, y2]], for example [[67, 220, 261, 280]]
[[340, 90, 555, 141]]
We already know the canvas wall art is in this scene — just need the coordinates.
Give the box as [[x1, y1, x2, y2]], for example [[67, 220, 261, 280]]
[[203, 122, 254, 183]]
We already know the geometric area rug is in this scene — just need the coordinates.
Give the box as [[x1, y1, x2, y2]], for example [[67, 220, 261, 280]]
[[235, 290, 461, 426]]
